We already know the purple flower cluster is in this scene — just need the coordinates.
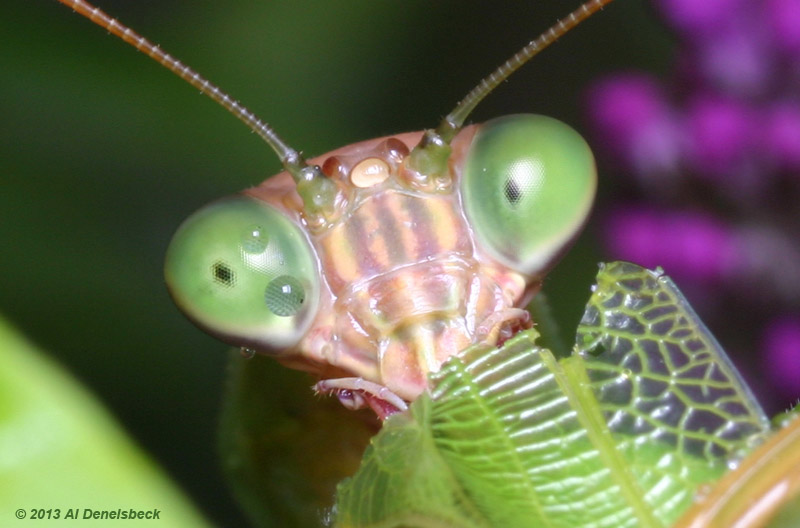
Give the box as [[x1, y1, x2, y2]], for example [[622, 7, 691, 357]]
[[586, 0, 800, 411]]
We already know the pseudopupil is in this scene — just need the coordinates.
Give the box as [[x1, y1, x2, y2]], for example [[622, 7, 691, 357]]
[[503, 177, 523, 206], [212, 261, 235, 287]]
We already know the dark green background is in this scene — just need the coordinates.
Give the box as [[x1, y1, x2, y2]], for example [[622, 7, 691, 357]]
[[2, 1, 669, 525]]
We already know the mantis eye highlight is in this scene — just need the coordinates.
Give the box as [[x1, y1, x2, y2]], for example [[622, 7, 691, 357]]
[[461, 114, 596, 276], [164, 195, 319, 352]]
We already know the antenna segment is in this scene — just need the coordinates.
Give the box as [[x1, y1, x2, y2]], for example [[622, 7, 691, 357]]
[[57, 0, 340, 219], [56, 1, 315, 179], [406, 0, 615, 180], [440, 0, 616, 141]]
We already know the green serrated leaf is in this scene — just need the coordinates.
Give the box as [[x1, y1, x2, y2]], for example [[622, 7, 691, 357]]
[[334, 262, 773, 527], [576, 262, 769, 458]]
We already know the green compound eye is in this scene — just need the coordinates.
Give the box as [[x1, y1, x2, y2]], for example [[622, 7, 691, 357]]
[[164, 195, 319, 351], [461, 114, 596, 275]]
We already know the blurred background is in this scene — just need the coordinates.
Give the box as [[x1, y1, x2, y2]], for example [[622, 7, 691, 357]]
[[3, 0, 796, 526]]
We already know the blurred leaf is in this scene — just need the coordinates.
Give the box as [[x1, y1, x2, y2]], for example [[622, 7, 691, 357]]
[[219, 351, 378, 527], [0, 315, 211, 527]]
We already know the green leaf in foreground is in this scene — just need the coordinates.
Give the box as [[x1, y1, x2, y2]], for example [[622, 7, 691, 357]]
[[334, 262, 771, 527], [0, 316, 211, 527], [220, 352, 377, 527]]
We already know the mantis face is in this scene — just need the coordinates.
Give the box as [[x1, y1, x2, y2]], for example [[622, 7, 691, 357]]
[[165, 116, 596, 413], [53, 0, 611, 419]]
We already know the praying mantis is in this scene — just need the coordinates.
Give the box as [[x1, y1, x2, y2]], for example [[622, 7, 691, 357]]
[[4, 0, 792, 524]]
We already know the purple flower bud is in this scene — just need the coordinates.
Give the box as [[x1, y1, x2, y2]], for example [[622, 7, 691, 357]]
[[767, 0, 800, 56], [694, 23, 773, 96], [684, 94, 756, 178], [603, 207, 738, 282], [763, 101, 800, 170], [654, 0, 748, 38], [585, 74, 680, 176], [733, 226, 800, 306], [762, 316, 800, 400]]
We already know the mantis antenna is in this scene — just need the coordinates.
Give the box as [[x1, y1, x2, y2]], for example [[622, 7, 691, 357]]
[[440, 0, 616, 140], [56, 0, 335, 217], [58, 0, 614, 204], [55, 1, 305, 172], [403, 0, 616, 177]]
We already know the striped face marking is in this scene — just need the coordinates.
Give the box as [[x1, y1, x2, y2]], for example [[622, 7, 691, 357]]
[[318, 189, 469, 292]]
